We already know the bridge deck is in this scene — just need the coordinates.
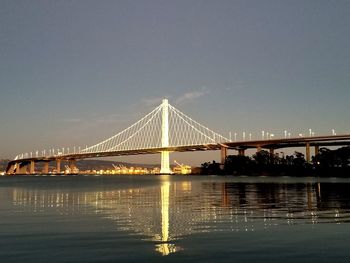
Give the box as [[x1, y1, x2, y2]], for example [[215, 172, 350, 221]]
[[8, 134, 350, 166]]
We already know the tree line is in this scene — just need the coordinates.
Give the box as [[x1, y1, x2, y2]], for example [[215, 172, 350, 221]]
[[201, 146, 350, 176]]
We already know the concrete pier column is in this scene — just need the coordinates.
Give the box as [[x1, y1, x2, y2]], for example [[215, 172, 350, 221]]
[[160, 151, 171, 174], [30, 161, 35, 174], [15, 163, 21, 174], [56, 159, 61, 174], [238, 149, 245, 156], [69, 159, 77, 174], [306, 142, 311, 163], [16, 163, 28, 174], [43, 162, 49, 174], [315, 145, 319, 156], [269, 148, 274, 155], [20, 165, 28, 174], [221, 146, 228, 164], [6, 164, 15, 174]]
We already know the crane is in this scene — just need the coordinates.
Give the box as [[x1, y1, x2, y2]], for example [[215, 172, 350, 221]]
[[173, 160, 191, 174]]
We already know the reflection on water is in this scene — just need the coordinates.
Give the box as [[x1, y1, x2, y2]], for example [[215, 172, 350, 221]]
[[5, 176, 350, 257], [156, 181, 181, 255]]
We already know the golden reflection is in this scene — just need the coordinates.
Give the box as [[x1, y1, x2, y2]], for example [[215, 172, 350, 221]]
[[155, 180, 182, 256], [161, 181, 170, 242], [180, 181, 191, 192], [9, 179, 350, 256], [155, 243, 179, 256]]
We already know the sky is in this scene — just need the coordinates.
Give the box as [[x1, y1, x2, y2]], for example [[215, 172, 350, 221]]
[[0, 0, 349, 165]]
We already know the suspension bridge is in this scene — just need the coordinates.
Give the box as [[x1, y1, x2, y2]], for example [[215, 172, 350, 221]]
[[6, 99, 350, 175]]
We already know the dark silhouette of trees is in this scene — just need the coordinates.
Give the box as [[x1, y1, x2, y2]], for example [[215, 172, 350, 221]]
[[252, 150, 270, 166], [292, 151, 306, 167], [201, 160, 222, 175], [313, 146, 350, 172], [224, 155, 253, 174], [200, 146, 350, 176]]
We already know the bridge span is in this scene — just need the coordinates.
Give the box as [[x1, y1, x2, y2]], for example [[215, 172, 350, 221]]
[[6, 134, 350, 175], [6, 99, 350, 174]]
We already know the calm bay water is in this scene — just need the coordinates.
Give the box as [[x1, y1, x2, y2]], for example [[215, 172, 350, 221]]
[[1, 175, 350, 262]]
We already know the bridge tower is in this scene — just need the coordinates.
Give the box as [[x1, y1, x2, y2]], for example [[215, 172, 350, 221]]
[[160, 99, 171, 174]]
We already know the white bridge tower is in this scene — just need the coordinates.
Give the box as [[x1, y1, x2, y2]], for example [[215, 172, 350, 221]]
[[160, 99, 171, 174]]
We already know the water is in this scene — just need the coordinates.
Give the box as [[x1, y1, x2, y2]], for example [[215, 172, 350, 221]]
[[1, 175, 350, 262]]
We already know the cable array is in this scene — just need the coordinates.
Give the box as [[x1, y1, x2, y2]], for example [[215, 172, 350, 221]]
[[81, 101, 228, 154]]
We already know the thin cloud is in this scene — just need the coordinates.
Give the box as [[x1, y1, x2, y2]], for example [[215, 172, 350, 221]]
[[141, 97, 169, 107], [225, 81, 246, 91], [175, 88, 210, 105]]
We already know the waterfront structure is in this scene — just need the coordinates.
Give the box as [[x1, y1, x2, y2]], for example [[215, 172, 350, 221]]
[[6, 99, 350, 175]]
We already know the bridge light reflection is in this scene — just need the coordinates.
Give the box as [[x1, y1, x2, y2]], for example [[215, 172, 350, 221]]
[[155, 180, 181, 256], [8, 180, 350, 255]]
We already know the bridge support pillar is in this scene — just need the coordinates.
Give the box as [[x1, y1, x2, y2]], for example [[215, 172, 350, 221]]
[[16, 163, 28, 174], [306, 142, 311, 163], [160, 151, 171, 174], [43, 162, 49, 174], [160, 99, 171, 174], [238, 149, 245, 156], [221, 146, 228, 164], [69, 159, 77, 174], [315, 145, 319, 156], [30, 161, 35, 174], [56, 159, 61, 174], [6, 164, 15, 174], [15, 163, 20, 174]]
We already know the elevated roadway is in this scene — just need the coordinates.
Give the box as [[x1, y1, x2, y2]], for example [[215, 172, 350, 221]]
[[6, 134, 350, 174]]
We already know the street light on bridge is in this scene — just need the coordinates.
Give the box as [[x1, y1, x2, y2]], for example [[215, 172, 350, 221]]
[[309, 129, 313, 137]]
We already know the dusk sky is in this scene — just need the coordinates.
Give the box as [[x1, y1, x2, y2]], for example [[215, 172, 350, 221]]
[[1, 0, 349, 165]]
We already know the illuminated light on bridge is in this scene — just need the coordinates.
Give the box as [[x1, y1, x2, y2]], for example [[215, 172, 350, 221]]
[[77, 98, 228, 173], [7, 99, 228, 174], [5, 99, 350, 175]]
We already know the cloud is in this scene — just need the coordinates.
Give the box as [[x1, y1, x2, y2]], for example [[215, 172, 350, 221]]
[[175, 87, 210, 105], [225, 81, 246, 91], [139, 88, 210, 108], [141, 97, 170, 107]]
